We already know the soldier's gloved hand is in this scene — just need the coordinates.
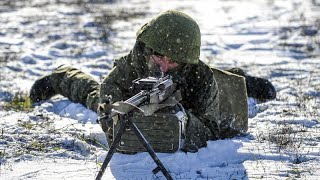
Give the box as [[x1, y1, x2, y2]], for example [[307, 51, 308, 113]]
[[97, 95, 113, 132]]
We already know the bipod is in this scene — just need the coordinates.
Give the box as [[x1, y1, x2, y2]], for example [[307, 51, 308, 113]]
[[95, 114, 173, 180]]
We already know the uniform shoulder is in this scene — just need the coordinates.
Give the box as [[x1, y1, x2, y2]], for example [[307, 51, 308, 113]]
[[184, 60, 213, 85], [113, 53, 132, 68], [194, 60, 213, 76]]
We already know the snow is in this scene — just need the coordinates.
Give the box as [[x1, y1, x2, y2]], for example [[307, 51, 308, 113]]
[[1, 0, 320, 179]]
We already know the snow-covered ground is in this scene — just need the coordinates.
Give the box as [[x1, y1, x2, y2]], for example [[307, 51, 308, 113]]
[[1, 0, 320, 179]]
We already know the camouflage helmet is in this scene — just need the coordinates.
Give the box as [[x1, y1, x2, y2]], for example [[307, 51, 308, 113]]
[[136, 10, 201, 64]]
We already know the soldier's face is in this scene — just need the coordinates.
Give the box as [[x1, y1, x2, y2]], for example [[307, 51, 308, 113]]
[[150, 55, 179, 73]]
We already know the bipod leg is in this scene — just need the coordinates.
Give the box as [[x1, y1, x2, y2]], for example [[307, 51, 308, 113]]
[[128, 118, 173, 180], [96, 115, 128, 180]]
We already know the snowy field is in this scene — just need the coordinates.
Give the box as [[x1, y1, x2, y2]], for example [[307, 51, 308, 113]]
[[1, 0, 320, 179]]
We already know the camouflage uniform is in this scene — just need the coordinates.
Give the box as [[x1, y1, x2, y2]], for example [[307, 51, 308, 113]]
[[30, 10, 275, 152], [30, 44, 247, 152]]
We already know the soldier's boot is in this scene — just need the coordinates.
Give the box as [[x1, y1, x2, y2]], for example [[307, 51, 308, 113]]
[[30, 75, 56, 102], [226, 68, 276, 102]]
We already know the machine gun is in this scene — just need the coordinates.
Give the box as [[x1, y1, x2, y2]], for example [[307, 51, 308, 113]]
[[96, 75, 176, 180]]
